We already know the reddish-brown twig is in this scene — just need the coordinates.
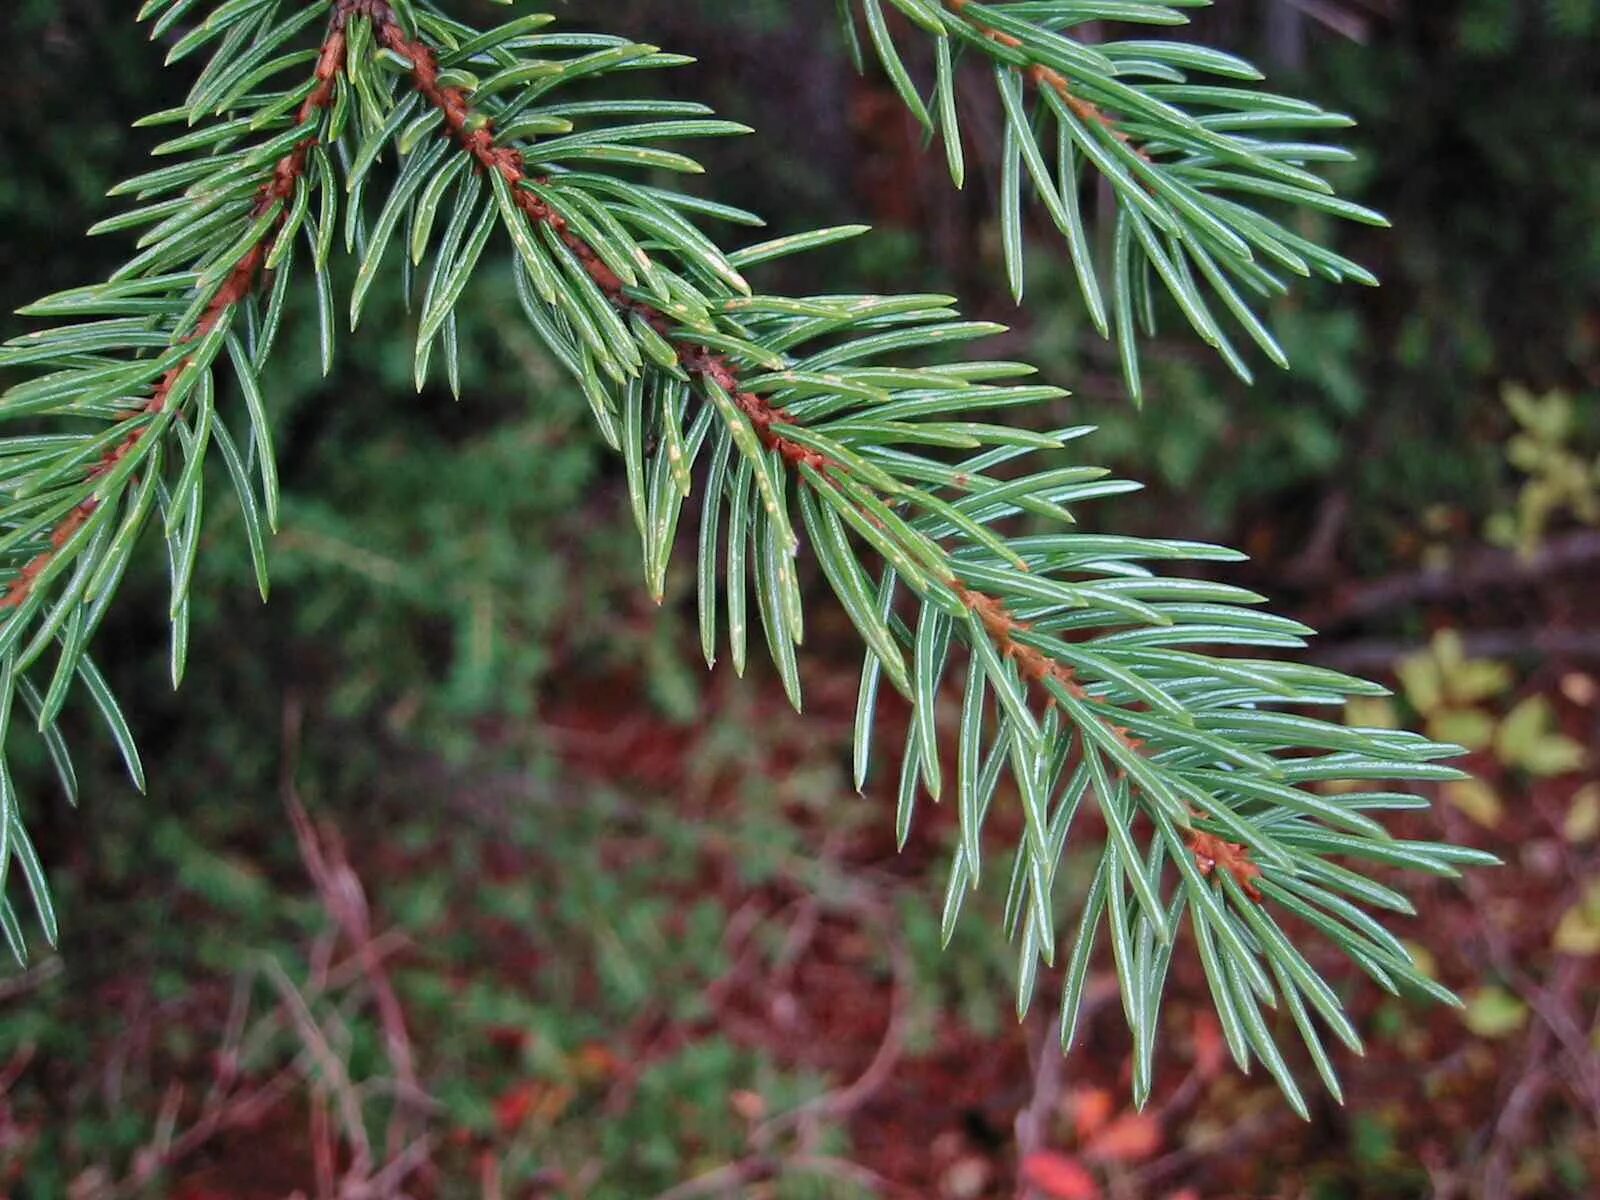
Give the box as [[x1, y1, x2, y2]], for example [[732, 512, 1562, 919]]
[[943, 0, 1152, 161]]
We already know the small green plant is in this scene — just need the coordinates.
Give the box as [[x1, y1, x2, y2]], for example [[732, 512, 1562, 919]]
[[1350, 629, 1586, 829], [1485, 383, 1600, 555], [0, 0, 1491, 1113]]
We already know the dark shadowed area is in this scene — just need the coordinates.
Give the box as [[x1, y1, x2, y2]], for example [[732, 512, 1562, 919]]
[[0, 1, 1596, 1197]]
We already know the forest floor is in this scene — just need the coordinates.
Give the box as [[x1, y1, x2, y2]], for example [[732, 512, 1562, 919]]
[[3, 584, 1595, 1199]]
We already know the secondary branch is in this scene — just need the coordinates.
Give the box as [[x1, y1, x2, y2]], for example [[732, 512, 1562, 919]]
[[0, 7, 356, 612]]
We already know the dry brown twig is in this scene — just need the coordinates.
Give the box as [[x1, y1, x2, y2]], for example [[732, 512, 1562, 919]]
[[752, 927, 913, 1148], [1013, 1015, 1065, 1199], [58, 764, 436, 1200], [73, 936, 427, 1198]]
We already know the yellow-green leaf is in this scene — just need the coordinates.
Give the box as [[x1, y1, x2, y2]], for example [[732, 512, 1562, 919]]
[[1461, 985, 1527, 1038], [1562, 783, 1600, 844], [1444, 778, 1502, 829]]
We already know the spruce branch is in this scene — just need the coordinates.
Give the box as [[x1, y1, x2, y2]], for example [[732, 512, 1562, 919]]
[[0, 0, 359, 951], [350, 2, 1481, 1111], [369, 5, 1217, 805], [842, 0, 1385, 400], [0, 0, 1494, 1115], [0, 12, 348, 617], [375, 9, 1204, 913]]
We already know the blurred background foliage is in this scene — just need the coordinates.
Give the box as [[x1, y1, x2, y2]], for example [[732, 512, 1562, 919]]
[[0, 1, 1596, 1197]]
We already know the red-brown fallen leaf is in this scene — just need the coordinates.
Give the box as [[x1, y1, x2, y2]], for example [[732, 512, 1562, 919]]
[[573, 1042, 617, 1079], [485, 1024, 529, 1053], [730, 1089, 767, 1121], [493, 1080, 574, 1134], [1021, 1151, 1101, 1200], [1069, 1086, 1116, 1140], [495, 1082, 538, 1135], [1084, 1112, 1163, 1163]]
